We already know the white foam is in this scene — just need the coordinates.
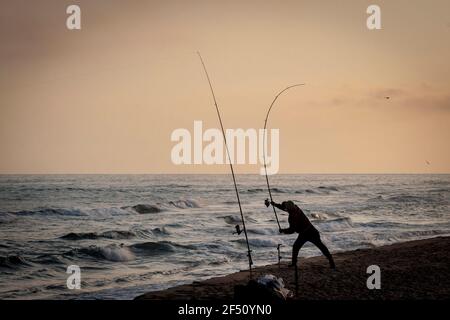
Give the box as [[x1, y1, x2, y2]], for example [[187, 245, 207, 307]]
[[99, 246, 135, 262]]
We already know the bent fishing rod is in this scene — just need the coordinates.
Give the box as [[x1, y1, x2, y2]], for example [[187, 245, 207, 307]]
[[197, 52, 253, 273], [263, 84, 305, 231]]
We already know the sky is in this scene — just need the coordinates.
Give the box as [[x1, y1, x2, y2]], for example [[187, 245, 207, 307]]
[[0, 0, 449, 174]]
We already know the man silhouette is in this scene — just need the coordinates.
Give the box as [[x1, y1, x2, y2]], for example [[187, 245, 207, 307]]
[[266, 199, 335, 269]]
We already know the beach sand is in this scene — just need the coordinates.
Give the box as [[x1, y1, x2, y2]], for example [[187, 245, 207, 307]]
[[135, 236, 450, 300]]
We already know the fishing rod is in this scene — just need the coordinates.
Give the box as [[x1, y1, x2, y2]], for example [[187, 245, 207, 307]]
[[197, 52, 253, 273], [277, 243, 282, 268], [263, 84, 305, 231]]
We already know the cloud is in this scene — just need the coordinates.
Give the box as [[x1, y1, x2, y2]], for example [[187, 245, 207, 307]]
[[403, 94, 450, 112], [368, 87, 406, 99], [359, 86, 450, 113]]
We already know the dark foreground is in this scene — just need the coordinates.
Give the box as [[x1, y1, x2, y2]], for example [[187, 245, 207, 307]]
[[136, 236, 450, 300]]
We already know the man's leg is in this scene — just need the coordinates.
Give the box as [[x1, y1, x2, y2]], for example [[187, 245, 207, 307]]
[[291, 234, 307, 266], [309, 231, 336, 269]]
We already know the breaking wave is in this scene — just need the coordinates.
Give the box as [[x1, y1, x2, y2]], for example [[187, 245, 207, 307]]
[[70, 245, 135, 262], [129, 226, 170, 238], [61, 227, 171, 241], [127, 199, 201, 214], [8, 199, 202, 217]]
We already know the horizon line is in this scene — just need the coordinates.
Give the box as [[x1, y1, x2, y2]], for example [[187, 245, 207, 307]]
[[0, 172, 449, 175]]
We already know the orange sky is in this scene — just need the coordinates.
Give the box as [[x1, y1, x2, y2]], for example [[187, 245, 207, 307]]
[[1, 0, 449, 174]]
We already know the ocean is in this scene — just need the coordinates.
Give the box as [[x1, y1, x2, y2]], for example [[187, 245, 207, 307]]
[[0, 174, 449, 299]]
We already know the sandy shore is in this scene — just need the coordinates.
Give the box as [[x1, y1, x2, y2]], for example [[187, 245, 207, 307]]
[[135, 236, 450, 300]]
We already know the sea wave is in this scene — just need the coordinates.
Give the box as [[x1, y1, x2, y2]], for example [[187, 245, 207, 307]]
[[13, 208, 88, 217], [32, 254, 66, 266], [150, 227, 170, 236], [167, 199, 201, 209], [294, 186, 340, 194], [70, 245, 135, 262], [245, 188, 264, 193], [386, 194, 433, 203], [244, 187, 286, 194], [129, 226, 170, 238], [235, 238, 279, 248], [309, 212, 329, 220], [129, 241, 196, 255], [0, 255, 30, 269], [317, 186, 339, 192], [367, 192, 440, 204], [247, 228, 275, 235], [222, 215, 257, 225], [315, 217, 353, 232], [129, 204, 163, 214], [8, 198, 202, 218], [127, 199, 201, 214], [372, 229, 450, 243], [0, 212, 17, 224], [393, 229, 450, 240], [60, 230, 136, 241]]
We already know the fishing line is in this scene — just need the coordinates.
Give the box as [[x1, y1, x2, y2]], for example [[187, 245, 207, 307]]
[[197, 52, 253, 273], [263, 84, 305, 230]]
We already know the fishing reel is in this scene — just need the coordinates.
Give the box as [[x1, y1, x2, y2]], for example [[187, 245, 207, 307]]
[[248, 250, 253, 266], [233, 225, 243, 235], [232, 225, 253, 267], [277, 244, 283, 265], [264, 198, 270, 207]]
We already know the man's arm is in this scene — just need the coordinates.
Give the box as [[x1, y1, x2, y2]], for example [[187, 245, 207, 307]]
[[271, 201, 287, 212], [272, 201, 295, 234], [280, 225, 295, 234], [264, 200, 291, 234]]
